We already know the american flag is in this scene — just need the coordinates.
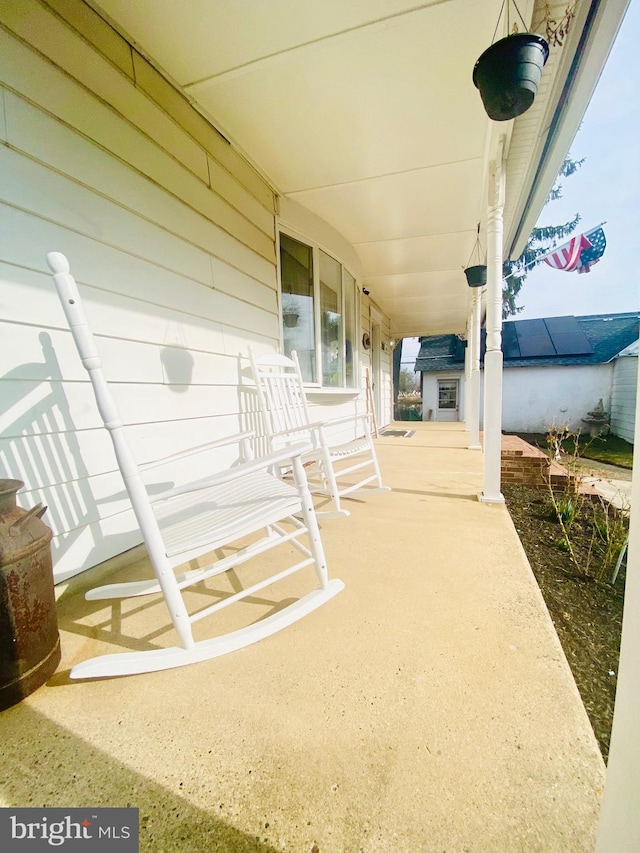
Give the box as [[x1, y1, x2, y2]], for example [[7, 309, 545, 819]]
[[576, 227, 607, 273], [543, 227, 607, 274]]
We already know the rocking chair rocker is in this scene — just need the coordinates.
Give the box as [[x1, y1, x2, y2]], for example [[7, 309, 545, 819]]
[[249, 348, 390, 518], [47, 253, 344, 679]]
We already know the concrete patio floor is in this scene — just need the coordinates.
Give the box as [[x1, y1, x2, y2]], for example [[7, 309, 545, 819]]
[[0, 422, 605, 852]]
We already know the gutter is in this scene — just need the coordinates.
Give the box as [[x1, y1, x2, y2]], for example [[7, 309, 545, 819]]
[[508, 0, 629, 259]]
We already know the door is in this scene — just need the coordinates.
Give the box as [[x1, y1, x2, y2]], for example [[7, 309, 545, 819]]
[[437, 379, 459, 421]]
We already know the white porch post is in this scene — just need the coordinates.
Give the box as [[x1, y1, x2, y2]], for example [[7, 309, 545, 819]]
[[468, 288, 482, 450], [464, 310, 471, 420], [480, 149, 505, 503], [596, 371, 640, 851]]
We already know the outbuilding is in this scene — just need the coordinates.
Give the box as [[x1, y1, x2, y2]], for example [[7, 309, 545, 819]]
[[415, 313, 639, 439]]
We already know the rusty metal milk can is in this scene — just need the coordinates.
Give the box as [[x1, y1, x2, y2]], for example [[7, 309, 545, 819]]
[[0, 479, 60, 710]]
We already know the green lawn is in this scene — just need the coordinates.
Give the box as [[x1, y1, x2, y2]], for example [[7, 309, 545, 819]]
[[510, 432, 634, 470]]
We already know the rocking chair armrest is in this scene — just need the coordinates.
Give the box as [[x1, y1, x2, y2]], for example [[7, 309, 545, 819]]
[[270, 423, 322, 440], [317, 413, 372, 430], [139, 431, 257, 471], [269, 413, 372, 441], [151, 441, 313, 502]]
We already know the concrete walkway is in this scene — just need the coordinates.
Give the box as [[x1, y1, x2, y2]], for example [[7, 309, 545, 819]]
[[0, 422, 605, 852], [581, 475, 632, 511]]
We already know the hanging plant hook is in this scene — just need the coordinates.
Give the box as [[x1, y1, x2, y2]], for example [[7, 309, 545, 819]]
[[465, 223, 485, 268], [510, 0, 529, 32], [491, 0, 530, 43]]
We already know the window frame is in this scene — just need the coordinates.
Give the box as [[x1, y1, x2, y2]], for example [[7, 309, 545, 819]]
[[278, 226, 360, 390], [437, 379, 459, 410]]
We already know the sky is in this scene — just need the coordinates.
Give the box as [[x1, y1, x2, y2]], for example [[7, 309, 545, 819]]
[[517, 0, 640, 320]]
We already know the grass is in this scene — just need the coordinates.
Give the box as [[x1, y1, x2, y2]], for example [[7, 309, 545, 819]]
[[510, 432, 634, 469], [579, 434, 634, 468]]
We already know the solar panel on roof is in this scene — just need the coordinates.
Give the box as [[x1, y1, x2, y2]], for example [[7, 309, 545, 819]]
[[515, 319, 556, 357], [509, 316, 593, 359], [544, 316, 593, 355], [502, 323, 521, 358]]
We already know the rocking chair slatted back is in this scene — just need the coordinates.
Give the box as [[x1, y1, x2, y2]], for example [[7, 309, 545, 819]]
[[249, 347, 390, 518], [253, 356, 310, 439], [47, 252, 343, 679]]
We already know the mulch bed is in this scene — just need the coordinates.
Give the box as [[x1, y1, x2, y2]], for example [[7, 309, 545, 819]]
[[503, 481, 627, 761]]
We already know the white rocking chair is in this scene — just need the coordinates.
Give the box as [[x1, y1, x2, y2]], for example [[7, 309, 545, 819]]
[[249, 348, 390, 518], [47, 253, 344, 679]]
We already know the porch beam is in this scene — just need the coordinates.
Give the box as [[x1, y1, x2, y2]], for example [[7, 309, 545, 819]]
[[480, 145, 505, 503]]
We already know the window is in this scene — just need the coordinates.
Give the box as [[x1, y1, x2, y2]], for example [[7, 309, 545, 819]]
[[438, 380, 458, 409], [280, 232, 358, 388], [280, 233, 315, 381]]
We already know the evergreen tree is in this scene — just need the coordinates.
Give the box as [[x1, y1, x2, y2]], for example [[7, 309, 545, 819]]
[[502, 155, 584, 317]]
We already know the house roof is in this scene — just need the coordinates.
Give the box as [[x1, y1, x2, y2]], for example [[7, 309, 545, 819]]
[[415, 313, 640, 371]]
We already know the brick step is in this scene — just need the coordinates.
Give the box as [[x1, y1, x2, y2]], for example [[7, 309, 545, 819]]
[[501, 434, 573, 490]]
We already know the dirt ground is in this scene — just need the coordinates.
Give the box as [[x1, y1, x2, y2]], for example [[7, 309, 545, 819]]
[[503, 464, 628, 762]]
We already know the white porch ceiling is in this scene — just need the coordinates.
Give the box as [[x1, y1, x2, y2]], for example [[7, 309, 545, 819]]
[[91, 0, 618, 338]]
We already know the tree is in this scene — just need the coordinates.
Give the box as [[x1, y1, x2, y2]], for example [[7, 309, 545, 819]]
[[502, 155, 584, 317], [398, 367, 420, 395]]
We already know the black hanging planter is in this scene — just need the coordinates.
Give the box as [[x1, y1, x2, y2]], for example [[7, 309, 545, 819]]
[[473, 33, 549, 121], [464, 224, 487, 288], [464, 265, 487, 288]]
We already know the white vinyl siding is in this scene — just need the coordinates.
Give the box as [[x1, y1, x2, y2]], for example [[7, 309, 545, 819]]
[[0, 0, 278, 581], [0, 0, 394, 582], [610, 356, 637, 444]]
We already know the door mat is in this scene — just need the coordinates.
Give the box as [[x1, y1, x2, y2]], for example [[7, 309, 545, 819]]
[[380, 429, 415, 438]]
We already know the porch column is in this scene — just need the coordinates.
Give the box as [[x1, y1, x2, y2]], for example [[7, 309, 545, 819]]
[[468, 288, 482, 450], [464, 311, 471, 421], [480, 149, 505, 502], [596, 374, 640, 851]]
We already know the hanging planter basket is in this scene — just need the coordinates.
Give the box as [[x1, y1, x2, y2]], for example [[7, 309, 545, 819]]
[[473, 33, 549, 121], [283, 312, 299, 328], [464, 224, 487, 288], [464, 264, 487, 288]]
